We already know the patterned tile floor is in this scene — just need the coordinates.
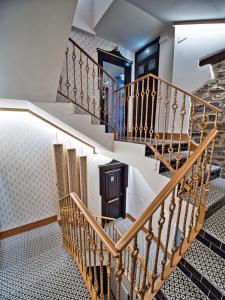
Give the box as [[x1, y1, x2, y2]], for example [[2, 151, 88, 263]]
[[160, 267, 209, 300], [0, 222, 91, 300], [203, 204, 225, 244], [184, 239, 225, 295]]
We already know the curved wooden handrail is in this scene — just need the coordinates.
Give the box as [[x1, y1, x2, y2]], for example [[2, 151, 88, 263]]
[[70, 192, 118, 257], [69, 37, 116, 83], [115, 128, 218, 251], [114, 72, 222, 114]]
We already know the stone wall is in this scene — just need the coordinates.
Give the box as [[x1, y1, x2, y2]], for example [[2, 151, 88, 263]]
[[194, 60, 225, 178]]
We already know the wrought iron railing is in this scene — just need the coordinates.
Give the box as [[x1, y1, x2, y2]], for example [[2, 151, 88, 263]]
[[58, 37, 117, 129], [58, 39, 223, 298], [59, 128, 218, 299]]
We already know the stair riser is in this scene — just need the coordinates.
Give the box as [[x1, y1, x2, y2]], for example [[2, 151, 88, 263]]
[[178, 258, 225, 300]]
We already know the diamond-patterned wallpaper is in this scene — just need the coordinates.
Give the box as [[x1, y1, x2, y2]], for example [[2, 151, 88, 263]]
[[0, 111, 93, 231]]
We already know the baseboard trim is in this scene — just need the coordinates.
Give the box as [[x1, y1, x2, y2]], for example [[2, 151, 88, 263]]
[[0, 215, 58, 239]]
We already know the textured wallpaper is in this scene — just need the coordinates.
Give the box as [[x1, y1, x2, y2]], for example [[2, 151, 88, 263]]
[[57, 28, 135, 120], [0, 111, 93, 231]]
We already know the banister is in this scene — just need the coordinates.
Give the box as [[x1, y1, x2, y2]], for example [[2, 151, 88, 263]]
[[70, 192, 118, 257], [114, 72, 223, 114], [115, 128, 218, 252], [68, 37, 116, 83]]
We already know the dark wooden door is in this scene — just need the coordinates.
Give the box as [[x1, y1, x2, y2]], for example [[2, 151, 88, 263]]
[[99, 160, 128, 219], [105, 168, 122, 218]]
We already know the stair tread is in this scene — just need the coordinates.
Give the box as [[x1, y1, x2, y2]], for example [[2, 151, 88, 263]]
[[184, 239, 225, 295], [203, 202, 225, 244], [159, 267, 209, 300]]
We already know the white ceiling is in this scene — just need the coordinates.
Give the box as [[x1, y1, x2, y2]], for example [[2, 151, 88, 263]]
[[94, 0, 169, 51], [73, 0, 225, 53], [126, 0, 225, 23]]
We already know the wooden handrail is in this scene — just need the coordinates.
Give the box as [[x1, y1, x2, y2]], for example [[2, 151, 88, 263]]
[[70, 192, 118, 257], [69, 37, 116, 83], [115, 128, 218, 251], [114, 72, 222, 114]]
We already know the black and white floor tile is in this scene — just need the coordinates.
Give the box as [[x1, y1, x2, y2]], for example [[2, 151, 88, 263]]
[[183, 239, 225, 295], [0, 222, 91, 300], [203, 204, 225, 244], [159, 267, 208, 300]]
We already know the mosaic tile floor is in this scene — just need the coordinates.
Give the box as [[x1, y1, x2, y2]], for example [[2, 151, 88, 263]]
[[159, 267, 209, 300], [0, 222, 91, 300], [203, 204, 225, 244], [184, 239, 225, 295]]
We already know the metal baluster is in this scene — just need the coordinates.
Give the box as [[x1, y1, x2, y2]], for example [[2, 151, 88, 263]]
[[168, 89, 178, 164], [72, 44, 77, 103], [130, 236, 139, 299], [140, 217, 153, 299], [86, 57, 90, 111], [79, 50, 84, 107], [149, 78, 156, 144], [65, 47, 70, 99], [151, 203, 165, 293], [175, 94, 187, 171], [155, 80, 162, 154], [116, 253, 124, 300], [161, 84, 169, 157], [139, 80, 145, 142], [123, 87, 127, 138], [92, 64, 96, 115], [107, 252, 112, 300], [99, 241, 105, 300], [161, 191, 176, 278], [135, 82, 139, 141], [170, 180, 185, 267], [144, 77, 150, 142]]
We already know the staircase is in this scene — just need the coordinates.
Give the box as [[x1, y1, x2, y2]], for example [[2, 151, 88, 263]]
[[54, 37, 224, 299]]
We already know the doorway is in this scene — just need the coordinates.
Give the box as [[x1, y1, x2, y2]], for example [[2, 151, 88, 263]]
[[98, 47, 132, 131], [99, 160, 128, 219], [134, 38, 160, 137]]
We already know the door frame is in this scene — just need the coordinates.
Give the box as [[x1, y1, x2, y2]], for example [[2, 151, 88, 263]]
[[97, 47, 133, 128]]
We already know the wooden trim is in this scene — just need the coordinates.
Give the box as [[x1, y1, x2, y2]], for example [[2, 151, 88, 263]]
[[200, 49, 225, 66], [0, 215, 58, 239], [0, 107, 96, 153], [115, 129, 218, 251]]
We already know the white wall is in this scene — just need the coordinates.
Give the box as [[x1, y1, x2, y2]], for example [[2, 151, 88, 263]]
[[172, 23, 225, 92], [159, 28, 175, 82], [127, 167, 156, 219], [0, 0, 77, 102]]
